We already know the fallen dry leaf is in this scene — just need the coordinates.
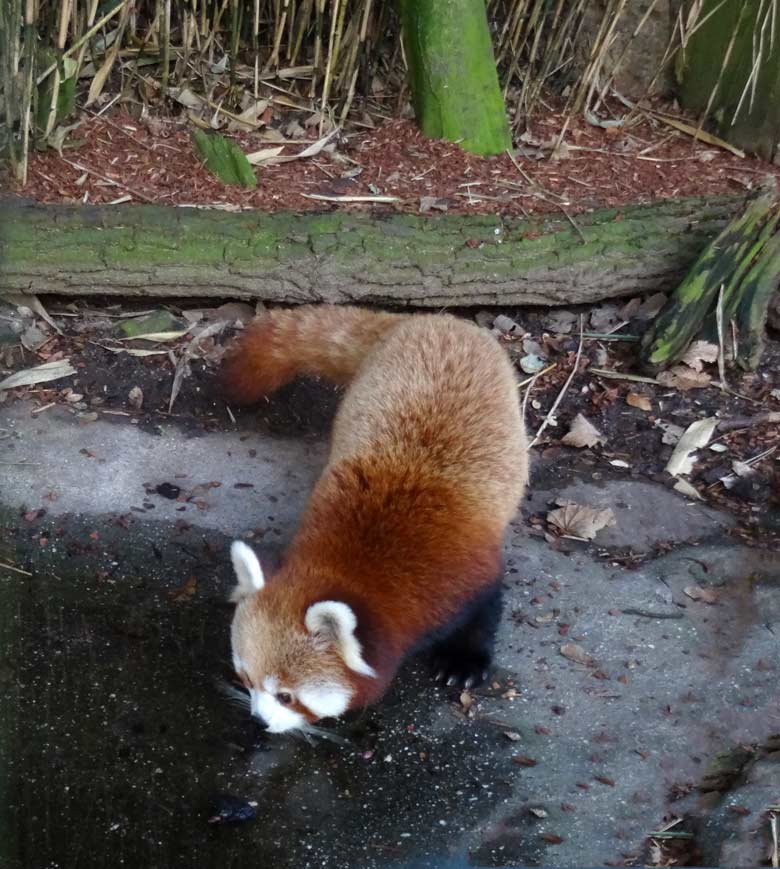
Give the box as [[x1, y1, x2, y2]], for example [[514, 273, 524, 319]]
[[664, 417, 717, 477], [547, 501, 616, 540], [560, 643, 594, 666], [561, 413, 606, 448], [673, 479, 702, 500], [503, 731, 522, 742], [459, 690, 474, 710], [128, 386, 143, 410], [169, 575, 197, 603], [684, 585, 720, 604], [680, 340, 719, 372], [656, 365, 712, 391], [0, 358, 76, 390], [626, 392, 652, 412], [655, 420, 685, 445], [512, 755, 538, 767]]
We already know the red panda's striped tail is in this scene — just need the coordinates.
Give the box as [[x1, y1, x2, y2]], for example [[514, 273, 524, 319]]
[[220, 305, 405, 405]]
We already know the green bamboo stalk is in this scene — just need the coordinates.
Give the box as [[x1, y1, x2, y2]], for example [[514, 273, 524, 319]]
[[398, 0, 511, 156], [640, 195, 776, 370], [19, 0, 36, 185], [733, 228, 780, 369]]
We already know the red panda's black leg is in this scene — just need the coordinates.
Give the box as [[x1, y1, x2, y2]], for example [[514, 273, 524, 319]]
[[431, 582, 503, 689]]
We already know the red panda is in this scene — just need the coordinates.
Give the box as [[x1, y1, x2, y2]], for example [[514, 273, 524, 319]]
[[221, 305, 528, 735]]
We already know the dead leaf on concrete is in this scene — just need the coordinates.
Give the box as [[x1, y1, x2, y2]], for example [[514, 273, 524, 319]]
[[459, 691, 475, 714], [512, 755, 538, 767], [0, 359, 76, 390], [128, 386, 144, 410], [626, 392, 652, 412], [664, 417, 717, 477], [656, 365, 712, 391], [560, 643, 594, 666], [547, 501, 617, 540], [561, 413, 606, 448], [21, 323, 49, 351], [684, 585, 720, 604], [169, 575, 197, 603], [673, 479, 702, 500], [655, 420, 685, 445], [680, 340, 719, 372]]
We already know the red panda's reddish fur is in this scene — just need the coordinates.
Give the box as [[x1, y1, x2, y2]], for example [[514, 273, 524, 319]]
[[220, 306, 404, 404], [225, 305, 528, 710]]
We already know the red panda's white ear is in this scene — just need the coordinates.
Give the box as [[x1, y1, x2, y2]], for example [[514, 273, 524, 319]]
[[229, 541, 265, 602], [305, 601, 377, 678]]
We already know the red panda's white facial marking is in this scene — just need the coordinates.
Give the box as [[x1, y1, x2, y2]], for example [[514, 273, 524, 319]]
[[304, 601, 376, 678], [229, 541, 265, 602], [251, 692, 304, 733], [229, 542, 375, 732], [298, 683, 352, 719]]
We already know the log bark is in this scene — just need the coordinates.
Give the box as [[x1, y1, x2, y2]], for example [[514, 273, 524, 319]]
[[0, 196, 749, 307], [398, 0, 511, 156]]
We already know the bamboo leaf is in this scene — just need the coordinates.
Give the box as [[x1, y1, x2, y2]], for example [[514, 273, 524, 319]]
[[192, 130, 257, 188]]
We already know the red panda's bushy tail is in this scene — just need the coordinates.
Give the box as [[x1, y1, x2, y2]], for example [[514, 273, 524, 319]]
[[220, 305, 405, 405]]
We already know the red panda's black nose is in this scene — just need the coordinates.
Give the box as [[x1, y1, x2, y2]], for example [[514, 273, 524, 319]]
[[252, 714, 269, 731]]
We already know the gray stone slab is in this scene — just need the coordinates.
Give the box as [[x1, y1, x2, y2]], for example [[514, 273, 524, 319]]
[[1, 400, 777, 868]]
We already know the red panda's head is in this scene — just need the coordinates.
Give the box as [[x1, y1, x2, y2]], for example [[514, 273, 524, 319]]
[[228, 541, 376, 734]]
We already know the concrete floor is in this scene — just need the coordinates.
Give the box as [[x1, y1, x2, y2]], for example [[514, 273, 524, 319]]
[[1, 400, 778, 869]]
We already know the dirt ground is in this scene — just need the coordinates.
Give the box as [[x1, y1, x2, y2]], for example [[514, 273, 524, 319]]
[[2, 296, 778, 550]]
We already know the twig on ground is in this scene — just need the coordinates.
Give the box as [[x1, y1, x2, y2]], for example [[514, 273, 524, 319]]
[[505, 149, 569, 205], [530, 316, 584, 448], [716, 283, 727, 390], [716, 411, 780, 433], [0, 560, 33, 577], [590, 368, 659, 384], [61, 158, 157, 203], [519, 363, 556, 428], [301, 193, 399, 203], [561, 207, 586, 243]]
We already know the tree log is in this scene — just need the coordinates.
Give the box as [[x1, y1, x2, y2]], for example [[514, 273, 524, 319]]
[[0, 196, 749, 307]]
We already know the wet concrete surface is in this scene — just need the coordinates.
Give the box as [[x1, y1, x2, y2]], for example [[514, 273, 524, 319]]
[[1, 398, 779, 869]]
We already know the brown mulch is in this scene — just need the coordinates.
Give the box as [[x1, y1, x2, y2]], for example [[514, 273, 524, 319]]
[[19, 108, 780, 216]]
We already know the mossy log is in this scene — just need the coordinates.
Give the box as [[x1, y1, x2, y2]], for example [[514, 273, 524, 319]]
[[641, 195, 780, 371], [0, 196, 749, 307]]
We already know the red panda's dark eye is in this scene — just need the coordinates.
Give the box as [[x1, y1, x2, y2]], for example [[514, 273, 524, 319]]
[[276, 691, 293, 705]]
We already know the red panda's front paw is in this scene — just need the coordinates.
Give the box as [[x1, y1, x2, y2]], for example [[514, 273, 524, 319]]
[[431, 643, 492, 690], [431, 583, 503, 689]]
